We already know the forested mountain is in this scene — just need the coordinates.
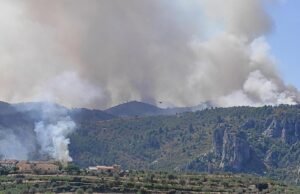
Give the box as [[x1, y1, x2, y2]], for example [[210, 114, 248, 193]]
[[70, 105, 300, 184], [105, 100, 213, 116], [1, 101, 300, 184], [105, 101, 164, 116]]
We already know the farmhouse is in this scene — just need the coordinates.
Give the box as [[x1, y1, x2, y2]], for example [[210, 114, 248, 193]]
[[16, 161, 32, 173], [0, 160, 18, 168], [33, 163, 59, 173], [88, 164, 121, 173]]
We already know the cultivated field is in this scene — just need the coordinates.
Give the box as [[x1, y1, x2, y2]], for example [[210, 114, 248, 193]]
[[0, 170, 299, 193]]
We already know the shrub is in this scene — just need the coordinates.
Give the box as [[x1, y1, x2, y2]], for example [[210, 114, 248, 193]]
[[86, 188, 93, 194], [76, 188, 84, 194]]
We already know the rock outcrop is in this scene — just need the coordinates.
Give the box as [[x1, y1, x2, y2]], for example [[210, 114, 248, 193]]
[[264, 118, 300, 145], [212, 126, 225, 156], [265, 150, 280, 167], [212, 126, 265, 173], [263, 119, 282, 138]]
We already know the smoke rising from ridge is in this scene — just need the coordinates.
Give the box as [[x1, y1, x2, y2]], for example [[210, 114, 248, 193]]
[[0, 102, 76, 162], [0, 0, 298, 108], [33, 103, 76, 162]]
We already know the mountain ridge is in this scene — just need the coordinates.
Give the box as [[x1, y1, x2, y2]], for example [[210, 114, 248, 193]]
[[105, 101, 164, 116], [105, 100, 213, 116]]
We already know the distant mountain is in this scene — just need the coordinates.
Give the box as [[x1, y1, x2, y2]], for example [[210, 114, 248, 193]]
[[1, 100, 213, 127], [0, 101, 17, 115], [13, 101, 67, 113], [12, 101, 115, 122], [105, 101, 164, 116], [163, 101, 214, 115], [105, 100, 213, 117], [70, 108, 115, 123], [0, 101, 116, 126]]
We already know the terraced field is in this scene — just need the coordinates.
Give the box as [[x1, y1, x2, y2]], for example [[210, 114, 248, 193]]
[[0, 171, 299, 193]]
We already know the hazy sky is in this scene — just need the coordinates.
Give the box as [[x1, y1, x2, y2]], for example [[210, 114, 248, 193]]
[[267, 1, 300, 90]]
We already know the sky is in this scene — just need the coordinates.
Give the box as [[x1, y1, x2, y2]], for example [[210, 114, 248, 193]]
[[267, 0, 300, 90]]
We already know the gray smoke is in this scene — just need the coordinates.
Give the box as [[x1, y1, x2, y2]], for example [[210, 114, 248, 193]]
[[0, 0, 298, 108]]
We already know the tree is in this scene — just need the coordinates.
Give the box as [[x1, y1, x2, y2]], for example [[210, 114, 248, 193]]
[[179, 178, 186, 186], [167, 174, 176, 180], [86, 188, 93, 194], [189, 124, 195, 132], [0, 167, 9, 175], [64, 163, 80, 173], [113, 173, 120, 183], [76, 188, 84, 194]]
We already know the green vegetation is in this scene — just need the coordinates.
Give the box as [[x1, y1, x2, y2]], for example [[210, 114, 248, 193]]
[[1, 101, 300, 186], [69, 105, 300, 184], [0, 171, 299, 193]]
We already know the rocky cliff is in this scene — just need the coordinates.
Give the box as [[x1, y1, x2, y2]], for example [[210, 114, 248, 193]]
[[264, 118, 300, 145], [187, 125, 265, 174]]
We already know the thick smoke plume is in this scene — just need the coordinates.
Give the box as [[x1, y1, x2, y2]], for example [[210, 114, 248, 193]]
[[0, 102, 76, 162], [33, 103, 76, 162], [0, 0, 299, 108]]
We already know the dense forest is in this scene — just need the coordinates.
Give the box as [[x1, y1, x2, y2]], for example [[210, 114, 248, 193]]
[[69, 104, 300, 185]]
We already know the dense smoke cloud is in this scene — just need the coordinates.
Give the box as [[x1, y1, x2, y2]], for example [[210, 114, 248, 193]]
[[0, 0, 298, 108]]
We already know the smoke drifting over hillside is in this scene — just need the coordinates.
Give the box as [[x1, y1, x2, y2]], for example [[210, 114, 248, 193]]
[[33, 103, 75, 162], [0, 0, 298, 108], [0, 102, 75, 162], [0, 130, 32, 160]]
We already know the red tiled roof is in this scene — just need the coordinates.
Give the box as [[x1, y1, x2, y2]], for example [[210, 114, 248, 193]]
[[0, 160, 18, 164]]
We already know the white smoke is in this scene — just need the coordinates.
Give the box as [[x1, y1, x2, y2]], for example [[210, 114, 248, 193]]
[[33, 102, 76, 162], [0, 102, 76, 162], [219, 70, 298, 107], [34, 118, 75, 162], [214, 37, 299, 107]]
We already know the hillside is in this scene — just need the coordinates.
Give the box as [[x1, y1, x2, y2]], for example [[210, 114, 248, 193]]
[[69, 105, 300, 185], [0, 101, 114, 160], [1, 102, 300, 184], [105, 101, 164, 116], [105, 100, 213, 116], [0, 101, 18, 115]]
